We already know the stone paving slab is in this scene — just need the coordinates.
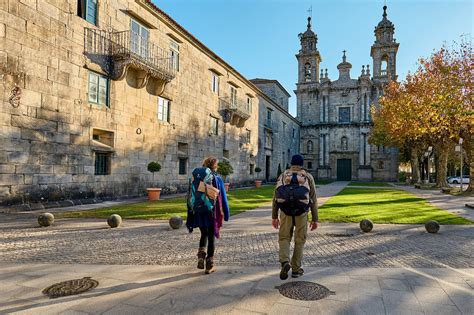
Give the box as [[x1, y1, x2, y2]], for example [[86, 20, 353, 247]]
[[1, 263, 472, 315]]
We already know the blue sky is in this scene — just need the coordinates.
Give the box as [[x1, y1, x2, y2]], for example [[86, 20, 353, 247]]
[[154, 0, 473, 116]]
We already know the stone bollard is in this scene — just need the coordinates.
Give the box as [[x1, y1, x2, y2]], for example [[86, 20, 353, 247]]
[[169, 216, 183, 229], [360, 219, 373, 233], [38, 213, 54, 227], [425, 220, 440, 233], [107, 214, 122, 228]]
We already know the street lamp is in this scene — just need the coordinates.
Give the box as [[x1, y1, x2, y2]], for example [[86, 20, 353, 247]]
[[459, 138, 463, 192]]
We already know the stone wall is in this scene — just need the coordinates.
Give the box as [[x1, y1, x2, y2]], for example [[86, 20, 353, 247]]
[[0, 0, 261, 206]]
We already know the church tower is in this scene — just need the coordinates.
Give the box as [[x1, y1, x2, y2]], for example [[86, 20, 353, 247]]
[[296, 17, 322, 84], [371, 5, 399, 81]]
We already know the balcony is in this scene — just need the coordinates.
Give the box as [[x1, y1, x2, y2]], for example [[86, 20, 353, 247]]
[[218, 97, 251, 128], [84, 28, 176, 95]]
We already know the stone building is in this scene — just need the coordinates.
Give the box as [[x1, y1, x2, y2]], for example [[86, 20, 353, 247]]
[[251, 79, 300, 181], [296, 5, 399, 181], [0, 0, 270, 206]]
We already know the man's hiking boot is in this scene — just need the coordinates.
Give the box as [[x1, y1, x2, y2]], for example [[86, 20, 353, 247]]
[[280, 262, 291, 280], [205, 257, 216, 274], [291, 268, 304, 278], [197, 248, 206, 270]]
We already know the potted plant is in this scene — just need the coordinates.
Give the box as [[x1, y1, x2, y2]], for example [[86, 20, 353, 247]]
[[217, 160, 233, 192], [254, 167, 262, 188], [146, 161, 162, 201]]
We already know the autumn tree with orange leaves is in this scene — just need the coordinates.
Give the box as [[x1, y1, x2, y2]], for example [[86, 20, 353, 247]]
[[371, 39, 473, 190]]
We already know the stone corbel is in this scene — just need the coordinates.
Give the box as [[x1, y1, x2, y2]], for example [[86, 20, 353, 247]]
[[109, 60, 131, 81]]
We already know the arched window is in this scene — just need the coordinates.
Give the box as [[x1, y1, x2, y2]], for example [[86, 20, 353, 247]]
[[341, 136, 348, 151], [363, 94, 368, 120], [304, 63, 311, 81], [381, 56, 389, 76], [307, 140, 313, 153]]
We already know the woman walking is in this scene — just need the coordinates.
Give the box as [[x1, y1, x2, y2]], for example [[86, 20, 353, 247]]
[[186, 156, 229, 274]]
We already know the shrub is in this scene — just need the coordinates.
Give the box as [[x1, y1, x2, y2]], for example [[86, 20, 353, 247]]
[[217, 160, 233, 180]]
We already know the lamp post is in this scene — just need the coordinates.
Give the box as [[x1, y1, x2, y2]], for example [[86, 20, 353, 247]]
[[459, 138, 463, 192]]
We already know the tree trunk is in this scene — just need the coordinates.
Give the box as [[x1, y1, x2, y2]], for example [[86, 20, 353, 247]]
[[463, 134, 474, 192], [434, 144, 449, 188]]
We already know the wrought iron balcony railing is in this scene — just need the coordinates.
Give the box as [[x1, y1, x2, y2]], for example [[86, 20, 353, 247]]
[[218, 96, 251, 127], [84, 28, 176, 84]]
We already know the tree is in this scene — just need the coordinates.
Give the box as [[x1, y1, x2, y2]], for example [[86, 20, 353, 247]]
[[371, 38, 473, 189], [217, 160, 233, 182], [147, 162, 161, 187]]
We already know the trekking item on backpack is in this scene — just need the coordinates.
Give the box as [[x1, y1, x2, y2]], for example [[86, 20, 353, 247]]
[[187, 167, 216, 217], [197, 181, 220, 201], [275, 170, 311, 225]]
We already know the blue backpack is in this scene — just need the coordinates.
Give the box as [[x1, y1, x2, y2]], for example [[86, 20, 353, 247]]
[[187, 167, 215, 215]]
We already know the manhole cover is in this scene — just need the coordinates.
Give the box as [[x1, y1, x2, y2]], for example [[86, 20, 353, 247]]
[[277, 281, 331, 301], [42, 277, 99, 298]]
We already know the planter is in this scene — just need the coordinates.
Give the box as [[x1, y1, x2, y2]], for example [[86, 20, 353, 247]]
[[224, 183, 230, 192], [146, 188, 162, 201], [255, 180, 262, 188]]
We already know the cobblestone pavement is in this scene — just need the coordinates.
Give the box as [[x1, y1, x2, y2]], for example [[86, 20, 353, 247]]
[[1, 214, 472, 268]]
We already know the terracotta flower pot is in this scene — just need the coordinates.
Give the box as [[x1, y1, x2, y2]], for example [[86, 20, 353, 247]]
[[255, 180, 262, 188], [146, 188, 162, 201], [224, 183, 230, 192]]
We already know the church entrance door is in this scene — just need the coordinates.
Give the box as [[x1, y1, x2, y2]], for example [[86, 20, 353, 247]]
[[337, 159, 352, 181]]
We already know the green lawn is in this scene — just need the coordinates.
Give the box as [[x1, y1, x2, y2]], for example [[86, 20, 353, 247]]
[[58, 186, 275, 220], [316, 179, 335, 185], [348, 182, 392, 187], [319, 187, 473, 224]]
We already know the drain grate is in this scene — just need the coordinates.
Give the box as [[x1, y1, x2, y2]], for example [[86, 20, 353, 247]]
[[277, 281, 332, 301], [324, 233, 354, 237], [42, 277, 99, 298]]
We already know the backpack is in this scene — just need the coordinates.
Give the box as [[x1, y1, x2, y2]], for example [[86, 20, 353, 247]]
[[275, 169, 311, 224], [187, 167, 215, 215]]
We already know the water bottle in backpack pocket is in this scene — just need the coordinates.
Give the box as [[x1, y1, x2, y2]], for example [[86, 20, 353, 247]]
[[275, 170, 311, 220]]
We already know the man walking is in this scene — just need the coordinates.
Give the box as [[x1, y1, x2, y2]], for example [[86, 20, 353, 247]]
[[272, 154, 318, 280]]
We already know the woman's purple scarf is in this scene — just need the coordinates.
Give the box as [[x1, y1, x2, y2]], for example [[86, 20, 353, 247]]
[[213, 174, 229, 238]]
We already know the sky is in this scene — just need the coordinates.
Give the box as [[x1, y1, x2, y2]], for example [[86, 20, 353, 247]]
[[154, 0, 473, 116]]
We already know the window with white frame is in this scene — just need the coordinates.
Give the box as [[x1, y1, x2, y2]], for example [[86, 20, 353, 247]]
[[230, 86, 237, 106], [211, 72, 219, 94], [170, 40, 180, 71], [245, 129, 251, 144], [88, 72, 109, 107], [210, 116, 218, 135], [131, 19, 149, 58], [247, 97, 252, 112], [78, 0, 97, 25], [158, 97, 170, 122]]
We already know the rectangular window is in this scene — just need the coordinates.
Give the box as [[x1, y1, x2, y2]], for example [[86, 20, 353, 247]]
[[131, 19, 149, 58], [94, 152, 111, 175], [250, 164, 254, 175], [210, 116, 218, 135], [230, 86, 237, 107], [211, 72, 219, 94], [88, 72, 109, 107], [282, 122, 286, 133], [308, 162, 313, 170], [245, 129, 251, 144], [247, 97, 252, 112], [292, 128, 296, 138], [179, 158, 187, 175], [158, 97, 170, 122], [170, 40, 180, 71], [78, 0, 97, 25], [338, 107, 351, 123]]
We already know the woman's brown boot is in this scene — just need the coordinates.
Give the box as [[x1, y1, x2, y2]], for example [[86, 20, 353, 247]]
[[197, 248, 206, 269], [205, 257, 216, 274]]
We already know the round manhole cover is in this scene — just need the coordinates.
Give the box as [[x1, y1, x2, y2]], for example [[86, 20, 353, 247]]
[[42, 277, 99, 298], [277, 281, 331, 301]]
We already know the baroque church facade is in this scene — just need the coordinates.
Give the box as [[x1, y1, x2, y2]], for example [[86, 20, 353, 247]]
[[296, 6, 399, 181]]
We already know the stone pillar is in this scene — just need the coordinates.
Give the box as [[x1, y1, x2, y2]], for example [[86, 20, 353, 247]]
[[325, 134, 329, 166], [359, 132, 365, 165], [319, 134, 324, 166]]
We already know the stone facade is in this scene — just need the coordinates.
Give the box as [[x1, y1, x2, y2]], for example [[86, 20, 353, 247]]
[[0, 0, 268, 205], [251, 79, 300, 182], [295, 6, 399, 181]]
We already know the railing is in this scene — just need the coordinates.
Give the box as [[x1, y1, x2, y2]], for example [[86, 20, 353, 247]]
[[218, 96, 251, 119], [84, 28, 176, 81], [380, 69, 388, 76]]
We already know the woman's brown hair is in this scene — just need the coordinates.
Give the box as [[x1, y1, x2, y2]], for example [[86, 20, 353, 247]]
[[202, 156, 218, 169]]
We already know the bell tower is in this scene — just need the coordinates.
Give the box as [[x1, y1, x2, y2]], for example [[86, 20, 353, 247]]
[[296, 17, 322, 83], [371, 5, 399, 81]]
